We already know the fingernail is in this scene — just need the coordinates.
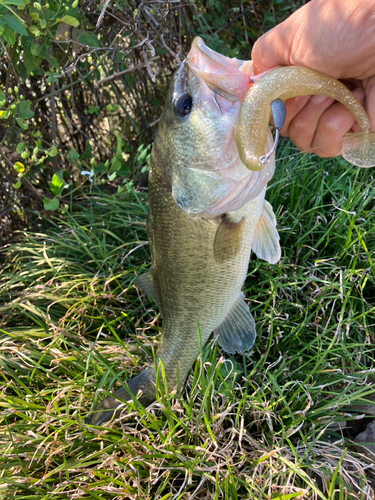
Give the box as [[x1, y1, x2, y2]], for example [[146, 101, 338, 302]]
[[310, 94, 329, 104]]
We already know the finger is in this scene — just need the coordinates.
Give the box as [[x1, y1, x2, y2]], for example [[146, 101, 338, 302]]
[[311, 88, 364, 157], [279, 96, 310, 137], [287, 95, 335, 152]]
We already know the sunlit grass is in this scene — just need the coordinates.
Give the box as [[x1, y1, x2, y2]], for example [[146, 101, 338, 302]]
[[0, 147, 375, 499]]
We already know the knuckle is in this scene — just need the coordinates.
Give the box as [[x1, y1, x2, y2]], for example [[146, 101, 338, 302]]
[[289, 114, 310, 137]]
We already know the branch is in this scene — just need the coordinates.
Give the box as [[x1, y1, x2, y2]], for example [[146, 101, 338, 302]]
[[97, 58, 158, 85]]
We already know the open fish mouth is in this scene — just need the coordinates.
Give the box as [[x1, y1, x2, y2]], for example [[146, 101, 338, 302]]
[[167, 37, 276, 219], [189, 37, 375, 176], [187, 36, 253, 102]]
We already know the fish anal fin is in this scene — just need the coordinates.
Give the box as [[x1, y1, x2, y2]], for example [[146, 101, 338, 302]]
[[134, 271, 158, 306], [213, 293, 256, 354], [252, 200, 281, 265], [213, 215, 244, 263]]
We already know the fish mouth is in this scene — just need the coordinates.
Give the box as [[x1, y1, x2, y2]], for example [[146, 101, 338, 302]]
[[167, 37, 276, 219], [187, 36, 252, 102]]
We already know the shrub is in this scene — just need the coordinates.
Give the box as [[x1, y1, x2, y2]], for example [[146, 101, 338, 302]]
[[0, 0, 303, 243]]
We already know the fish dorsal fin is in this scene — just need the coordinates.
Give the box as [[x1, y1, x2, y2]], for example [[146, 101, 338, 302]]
[[213, 215, 244, 263], [213, 292, 256, 354], [134, 270, 159, 306], [252, 200, 281, 265]]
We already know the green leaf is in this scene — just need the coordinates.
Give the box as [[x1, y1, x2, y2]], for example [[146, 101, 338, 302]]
[[47, 146, 58, 157], [17, 100, 34, 119], [155, 47, 168, 55], [24, 54, 42, 74], [14, 161, 25, 173], [56, 15, 79, 27], [13, 180, 21, 189], [3, 14, 28, 36], [0, 17, 4, 36], [45, 71, 59, 85], [68, 148, 79, 161], [43, 198, 60, 211], [30, 12, 40, 22], [0, 109, 10, 119], [87, 105, 100, 115], [0, 90, 5, 103], [49, 169, 67, 196], [136, 144, 149, 163], [2, 0, 25, 6], [30, 41, 43, 56], [2, 24, 15, 45], [79, 31, 100, 47], [125, 75, 135, 88], [16, 117, 28, 129], [106, 103, 117, 113], [115, 134, 123, 159], [16, 141, 25, 154], [45, 54, 58, 68], [110, 156, 121, 172], [81, 140, 92, 160]]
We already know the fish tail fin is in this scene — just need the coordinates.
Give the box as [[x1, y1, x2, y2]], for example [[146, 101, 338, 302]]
[[84, 368, 156, 425]]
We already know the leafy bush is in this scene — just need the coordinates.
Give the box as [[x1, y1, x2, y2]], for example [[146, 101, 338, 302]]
[[0, 0, 303, 243]]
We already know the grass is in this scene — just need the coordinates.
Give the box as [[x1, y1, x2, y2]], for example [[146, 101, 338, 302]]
[[0, 144, 375, 499]]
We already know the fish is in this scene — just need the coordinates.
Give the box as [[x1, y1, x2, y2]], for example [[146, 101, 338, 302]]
[[85, 37, 374, 426]]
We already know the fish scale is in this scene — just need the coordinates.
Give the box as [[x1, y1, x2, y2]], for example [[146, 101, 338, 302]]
[[83, 40, 281, 423], [147, 148, 266, 388]]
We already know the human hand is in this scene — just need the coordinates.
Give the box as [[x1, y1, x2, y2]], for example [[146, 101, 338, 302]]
[[251, 0, 375, 157]]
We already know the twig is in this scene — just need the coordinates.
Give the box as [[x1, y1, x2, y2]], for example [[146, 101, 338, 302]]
[[160, 34, 181, 65], [0, 39, 20, 85], [241, 2, 249, 44], [142, 48, 156, 83], [97, 62, 147, 85], [50, 80, 59, 172], [96, 0, 112, 28]]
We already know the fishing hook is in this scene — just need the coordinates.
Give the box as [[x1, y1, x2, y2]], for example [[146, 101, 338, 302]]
[[259, 98, 286, 166]]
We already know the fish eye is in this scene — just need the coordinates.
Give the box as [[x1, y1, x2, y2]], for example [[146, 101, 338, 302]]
[[175, 93, 193, 117]]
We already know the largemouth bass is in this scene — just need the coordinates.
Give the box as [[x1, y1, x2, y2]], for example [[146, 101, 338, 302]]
[[85, 37, 373, 426]]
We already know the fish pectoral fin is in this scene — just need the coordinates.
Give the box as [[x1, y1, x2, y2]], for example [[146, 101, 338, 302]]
[[213, 292, 256, 354], [252, 200, 281, 265], [134, 270, 159, 306], [213, 214, 244, 263]]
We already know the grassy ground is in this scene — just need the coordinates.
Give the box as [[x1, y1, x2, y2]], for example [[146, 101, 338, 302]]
[[1, 144, 375, 499]]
